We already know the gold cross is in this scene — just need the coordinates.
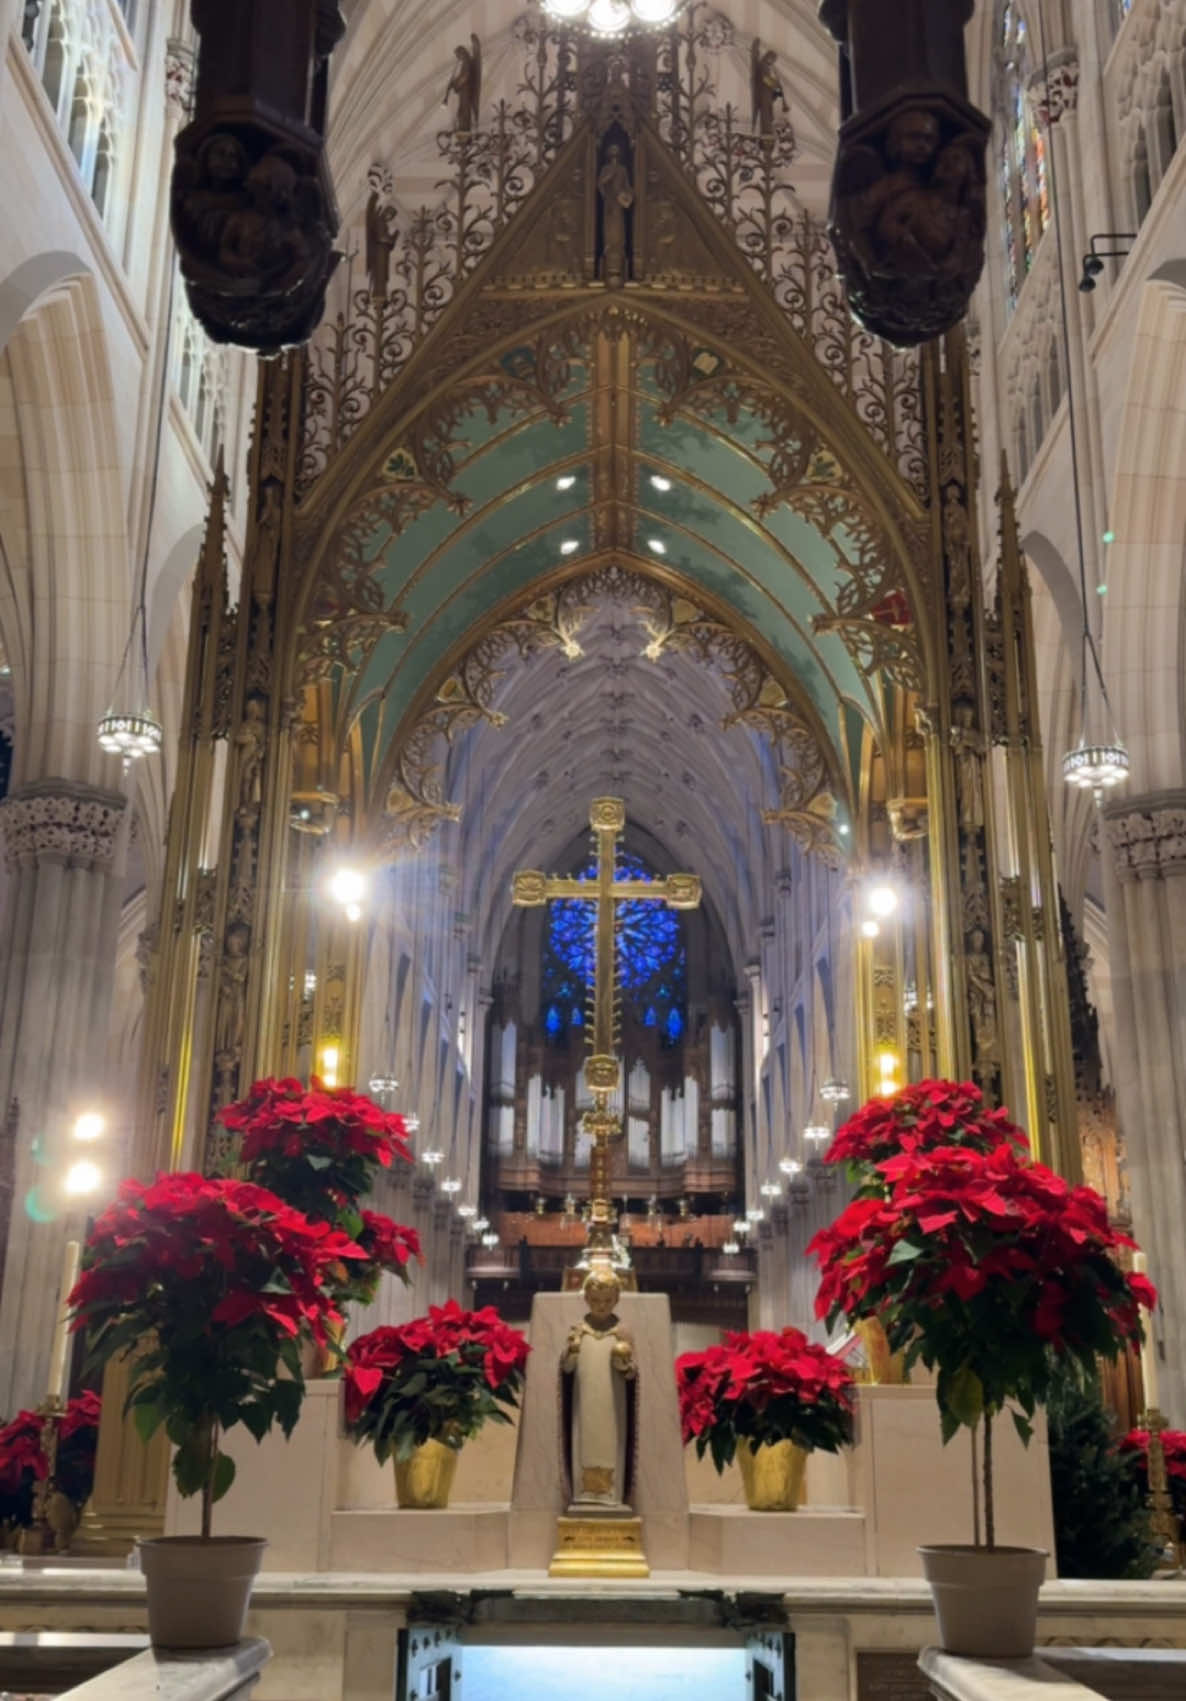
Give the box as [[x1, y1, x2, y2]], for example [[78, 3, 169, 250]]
[[512, 798, 701, 1098]]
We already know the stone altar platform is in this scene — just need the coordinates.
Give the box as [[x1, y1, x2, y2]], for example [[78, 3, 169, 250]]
[[164, 1371, 1054, 1580]]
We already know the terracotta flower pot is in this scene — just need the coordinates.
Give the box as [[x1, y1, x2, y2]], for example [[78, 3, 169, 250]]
[[137, 1536, 267, 1650], [919, 1544, 1048, 1658], [394, 1438, 461, 1509], [737, 1439, 808, 1511]]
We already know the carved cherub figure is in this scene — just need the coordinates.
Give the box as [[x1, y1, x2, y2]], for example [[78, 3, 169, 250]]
[[443, 35, 482, 134]]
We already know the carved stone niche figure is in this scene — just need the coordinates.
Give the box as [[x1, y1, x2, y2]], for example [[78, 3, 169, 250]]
[[561, 1268, 638, 1512], [596, 135, 636, 289], [964, 925, 999, 1067], [819, 0, 990, 347], [172, 1, 346, 352]]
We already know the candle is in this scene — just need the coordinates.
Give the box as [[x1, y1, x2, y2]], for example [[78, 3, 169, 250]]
[[46, 1239, 80, 1404], [1134, 1253, 1160, 1416]]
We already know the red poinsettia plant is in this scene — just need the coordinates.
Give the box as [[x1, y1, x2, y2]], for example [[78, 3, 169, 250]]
[[0, 1389, 102, 1531], [69, 1173, 364, 1536], [824, 1078, 1029, 1188], [219, 1077, 421, 1306], [676, 1327, 854, 1474], [344, 1301, 530, 1464], [1119, 1428, 1186, 1524], [809, 1083, 1157, 1547]]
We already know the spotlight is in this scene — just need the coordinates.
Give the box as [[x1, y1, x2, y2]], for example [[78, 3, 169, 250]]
[[64, 1160, 102, 1198], [1078, 253, 1104, 293], [647, 538, 667, 555], [327, 865, 368, 915], [867, 883, 899, 919], [72, 1112, 106, 1143], [650, 474, 673, 492], [560, 539, 580, 556], [556, 475, 576, 491], [861, 919, 881, 940]]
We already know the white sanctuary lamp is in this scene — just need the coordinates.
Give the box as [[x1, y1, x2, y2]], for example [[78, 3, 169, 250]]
[[46, 1238, 81, 1402]]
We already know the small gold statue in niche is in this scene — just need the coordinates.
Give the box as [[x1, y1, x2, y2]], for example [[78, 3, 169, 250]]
[[561, 1268, 638, 1511]]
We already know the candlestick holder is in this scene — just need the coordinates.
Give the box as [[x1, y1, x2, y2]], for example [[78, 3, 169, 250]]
[[1142, 1408, 1184, 1574], [16, 1397, 75, 1558]]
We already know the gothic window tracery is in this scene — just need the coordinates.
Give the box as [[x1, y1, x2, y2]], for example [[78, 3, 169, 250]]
[[996, 2, 1050, 313], [541, 852, 687, 1045], [174, 293, 229, 473], [21, 0, 130, 234]]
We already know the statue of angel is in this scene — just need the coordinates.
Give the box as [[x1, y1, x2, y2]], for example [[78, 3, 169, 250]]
[[751, 39, 786, 140], [365, 187, 397, 303], [443, 34, 482, 135]]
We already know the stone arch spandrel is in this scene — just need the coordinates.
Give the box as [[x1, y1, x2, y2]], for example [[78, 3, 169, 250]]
[[1102, 268, 1186, 792]]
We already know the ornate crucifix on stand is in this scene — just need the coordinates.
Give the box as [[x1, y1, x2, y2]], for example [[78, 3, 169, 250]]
[[512, 798, 702, 1279]]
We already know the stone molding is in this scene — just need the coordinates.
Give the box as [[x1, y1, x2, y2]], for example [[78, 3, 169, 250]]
[[1104, 790, 1186, 882], [0, 779, 126, 872]]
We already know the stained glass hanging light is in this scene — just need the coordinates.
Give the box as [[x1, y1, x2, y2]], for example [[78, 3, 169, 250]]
[[543, 0, 688, 32]]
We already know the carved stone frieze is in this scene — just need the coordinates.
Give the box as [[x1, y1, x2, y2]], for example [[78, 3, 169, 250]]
[[1105, 791, 1186, 883], [0, 780, 126, 872]]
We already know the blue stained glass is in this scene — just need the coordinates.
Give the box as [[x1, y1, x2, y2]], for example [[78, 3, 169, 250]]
[[541, 851, 687, 1044]]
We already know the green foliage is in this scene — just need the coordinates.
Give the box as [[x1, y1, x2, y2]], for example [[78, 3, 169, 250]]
[[1047, 1367, 1156, 1580]]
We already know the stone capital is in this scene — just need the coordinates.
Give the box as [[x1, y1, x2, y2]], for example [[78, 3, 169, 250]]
[[165, 38, 196, 122], [0, 779, 126, 872], [1027, 49, 1079, 128], [1104, 790, 1186, 882]]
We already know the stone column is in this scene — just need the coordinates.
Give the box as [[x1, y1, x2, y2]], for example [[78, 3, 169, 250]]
[[0, 778, 127, 1412], [1104, 791, 1186, 1420]]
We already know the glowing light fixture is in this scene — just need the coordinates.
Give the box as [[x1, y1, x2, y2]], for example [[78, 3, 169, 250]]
[[732, 1218, 750, 1236], [327, 865, 368, 923], [481, 1231, 500, 1250], [722, 1239, 740, 1256], [64, 1159, 103, 1198], [560, 539, 580, 556], [647, 537, 667, 555], [473, 1217, 490, 1234], [746, 1207, 765, 1224], [98, 709, 163, 769], [1061, 742, 1130, 799], [820, 1078, 851, 1105], [556, 475, 577, 491], [72, 1112, 106, 1143], [368, 1074, 399, 1098], [778, 1156, 803, 1177], [759, 1181, 781, 1199], [804, 1124, 831, 1146], [457, 1204, 477, 1220], [650, 474, 673, 492], [421, 1147, 444, 1166], [441, 1176, 462, 1195], [867, 883, 899, 919], [860, 919, 881, 940]]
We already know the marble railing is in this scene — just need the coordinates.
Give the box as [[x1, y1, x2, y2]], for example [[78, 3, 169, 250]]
[[53, 1638, 271, 1701], [921, 1644, 1186, 1701]]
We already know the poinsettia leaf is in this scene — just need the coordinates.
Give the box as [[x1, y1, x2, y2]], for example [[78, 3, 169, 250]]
[[888, 1240, 924, 1265], [272, 1379, 303, 1437], [946, 1366, 984, 1430], [132, 1400, 165, 1444], [211, 1451, 236, 1504], [1011, 1410, 1034, 1447]]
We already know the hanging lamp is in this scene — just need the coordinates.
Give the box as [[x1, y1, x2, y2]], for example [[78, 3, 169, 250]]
[[542, 0, 688, 33], [1032, 6, 1128, 806]]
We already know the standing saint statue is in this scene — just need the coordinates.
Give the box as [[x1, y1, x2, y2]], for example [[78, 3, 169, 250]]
[[751, 39, 787, 140], [561, 1268, 638, 1510], [443, 35, 482, 135], [597, 145, 635, 289]]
